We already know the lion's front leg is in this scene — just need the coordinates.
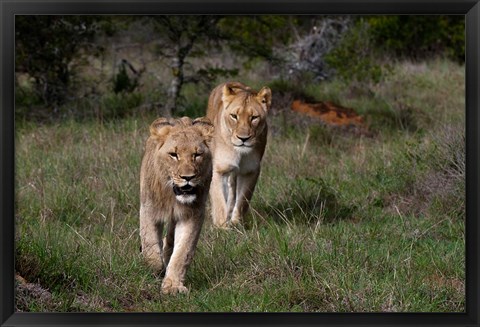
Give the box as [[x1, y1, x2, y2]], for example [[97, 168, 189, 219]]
[[230, 170, 260, 225], [161, 217, 204, 294], [139, 203, 165, 273], [162, 220, 176, 268]]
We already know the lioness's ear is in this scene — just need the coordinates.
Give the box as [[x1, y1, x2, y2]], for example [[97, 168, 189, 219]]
[[257, 87, 272, 111], [193, 117, 215, 145], [149, 117, 172, 145]]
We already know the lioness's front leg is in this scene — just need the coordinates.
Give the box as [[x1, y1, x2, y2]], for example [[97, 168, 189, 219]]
[[231, 170, 260, 225], [210, 170, 229, 227], [161, 216, 204, 294], [226, 172, 237, 221], [139, 203, 164, 273]]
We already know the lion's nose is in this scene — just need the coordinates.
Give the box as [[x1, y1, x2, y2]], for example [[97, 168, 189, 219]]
[[237, 135, 251, 143], [181, 174, 195, 182]]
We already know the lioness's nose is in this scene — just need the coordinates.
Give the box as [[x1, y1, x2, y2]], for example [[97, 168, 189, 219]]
[[181, 174, 195, 181], [237, 135, 251, 142]]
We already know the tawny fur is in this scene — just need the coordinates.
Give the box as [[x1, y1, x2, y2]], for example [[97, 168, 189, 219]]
[[139, 116, 214, 294], [206, 82, 272, 227]]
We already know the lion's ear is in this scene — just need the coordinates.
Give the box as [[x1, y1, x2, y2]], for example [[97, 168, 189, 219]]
[[149, 117, 173, 145], [257, 86, 272, 111], [222, 82, 242, 105], [193, 117, 215, 145]]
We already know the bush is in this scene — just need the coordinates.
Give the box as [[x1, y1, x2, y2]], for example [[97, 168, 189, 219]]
[[325, 19, 391, 86], [366, 16, 465, 62], [100, 93, 144, 119], [281, 17, 351, 81], [113, 63, 139, 94]]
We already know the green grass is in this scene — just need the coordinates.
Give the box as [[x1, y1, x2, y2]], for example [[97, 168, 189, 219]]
[[15, 59, 465, 312]]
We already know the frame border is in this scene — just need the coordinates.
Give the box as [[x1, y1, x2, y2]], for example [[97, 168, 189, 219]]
[[1, 1, 479, 326]]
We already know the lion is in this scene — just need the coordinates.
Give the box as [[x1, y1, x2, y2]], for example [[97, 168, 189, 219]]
[[139, 116, 214, 294], [206, 82, 272, 227]]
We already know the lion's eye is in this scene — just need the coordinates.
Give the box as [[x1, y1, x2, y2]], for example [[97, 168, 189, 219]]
[[230, 114, 237, 120], [251, 115, 259, 121], [194, 153, 202, 159], [169, 152, 178, 160]]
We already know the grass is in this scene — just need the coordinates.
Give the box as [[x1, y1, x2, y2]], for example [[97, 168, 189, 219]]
[[15, 59, 465, 312]]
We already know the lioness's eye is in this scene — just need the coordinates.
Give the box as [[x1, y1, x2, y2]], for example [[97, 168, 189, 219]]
[[230, 114, 237, 120], [251, 115, 259, 121], [194, 153, 202, 159], [169, 153, 178, 160]]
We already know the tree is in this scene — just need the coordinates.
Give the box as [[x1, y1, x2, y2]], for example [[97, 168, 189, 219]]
[[149, 16, 225, 117], [15, 16, 103, 107], [218, 15, 294, 62], [148, 15, 297, 117]]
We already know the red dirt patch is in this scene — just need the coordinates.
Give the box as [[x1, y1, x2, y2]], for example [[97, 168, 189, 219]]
[[291, 100, 365, 127]]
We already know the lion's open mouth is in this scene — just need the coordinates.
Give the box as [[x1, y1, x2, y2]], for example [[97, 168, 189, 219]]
[[173, 184, 196, 196]]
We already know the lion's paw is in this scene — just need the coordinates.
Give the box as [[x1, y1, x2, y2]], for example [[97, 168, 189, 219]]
[[229, 217, 242, 226], [161, 278, 189, 295], [143, 256, 165, 274]]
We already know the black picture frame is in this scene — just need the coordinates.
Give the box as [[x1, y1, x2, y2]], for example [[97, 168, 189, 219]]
[[1, 1, 479, 326]]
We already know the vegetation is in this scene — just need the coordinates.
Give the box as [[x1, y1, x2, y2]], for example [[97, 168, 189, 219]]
[[324, 19, 389, 86], [366, 16, 465, 62], [15, 58, 464, 312], [15, 16, 105, 107], [15, 15, 465, 118], [15, 15, 465, 312]]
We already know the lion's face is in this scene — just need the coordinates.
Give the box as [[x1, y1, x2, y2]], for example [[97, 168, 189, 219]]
[[221, 84, 271, 154], [149, 117, 214, 205]]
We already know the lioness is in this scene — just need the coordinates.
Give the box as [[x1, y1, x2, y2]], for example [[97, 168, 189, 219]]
[[139, 116, 214, 294], [206, 82, 271, 227]]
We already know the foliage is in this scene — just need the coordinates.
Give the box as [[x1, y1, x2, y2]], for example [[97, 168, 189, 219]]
[[112, 61, 140, 94], [366, 16, 465, 62], [325, 19, 391, 86], [100, 93, 144, 119], [15, 16, 105, 107], [15, 15, 466, 121], [143, 15, 298, 115], [147, 15, 295, 115], [218, 16, 294, 62], [282, 16, 351, 81], [147, 16, 225, 115]]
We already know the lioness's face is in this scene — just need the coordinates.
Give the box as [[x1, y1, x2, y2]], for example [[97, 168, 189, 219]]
[[150, 117, 214, 205], [222, 85, 271, 153]]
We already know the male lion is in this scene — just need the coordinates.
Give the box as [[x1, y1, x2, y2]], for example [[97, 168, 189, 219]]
[[206, 82, 272, 227], [139, 116, 214, 294]]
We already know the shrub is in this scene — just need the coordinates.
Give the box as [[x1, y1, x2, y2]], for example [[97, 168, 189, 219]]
[[100, 93, 144, 119], [112, 62, 139, 94], [281, 17, 351, 81], [366, 16, 465, 62], [324, 19, 391, 86]]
